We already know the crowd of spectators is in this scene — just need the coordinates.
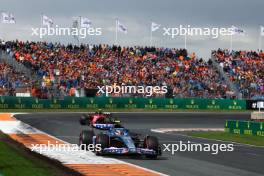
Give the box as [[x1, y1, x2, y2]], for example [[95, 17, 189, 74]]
[[0, 62, 31, 96], [1, 40, 231, 98], [213, 49, 264, 99]]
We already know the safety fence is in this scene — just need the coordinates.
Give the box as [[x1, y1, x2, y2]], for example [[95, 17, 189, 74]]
[[225, 120, 264, 136], [0, 96, 246, 110]]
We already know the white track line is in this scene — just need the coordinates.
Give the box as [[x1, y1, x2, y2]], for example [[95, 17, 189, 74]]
[[152, 128, 264, 149], [151, 128, 224, 133]]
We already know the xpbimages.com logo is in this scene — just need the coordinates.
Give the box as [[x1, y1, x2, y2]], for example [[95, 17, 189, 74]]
[[31, 25, 102, 39], [97, 85, 168, 96], [162, 25, 233, 39], [30, 141, 102, 154], [163, 141, 234, 155]]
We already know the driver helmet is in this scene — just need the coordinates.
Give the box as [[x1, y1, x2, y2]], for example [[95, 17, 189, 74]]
[[98, 109, 103, 114]]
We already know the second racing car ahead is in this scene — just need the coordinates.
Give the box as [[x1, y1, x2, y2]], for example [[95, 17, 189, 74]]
[[79, 110, 162, 159], [79, 109, 114, 126]]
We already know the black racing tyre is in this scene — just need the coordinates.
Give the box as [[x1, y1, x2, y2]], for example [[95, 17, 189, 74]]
[[79, 130, 94, 150], [144, 136, 159, 159], [95, 134, 109, 155], [79, 114, 89, 125]]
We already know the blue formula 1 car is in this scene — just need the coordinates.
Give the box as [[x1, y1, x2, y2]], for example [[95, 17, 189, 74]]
[[79, 112, 161, 159]]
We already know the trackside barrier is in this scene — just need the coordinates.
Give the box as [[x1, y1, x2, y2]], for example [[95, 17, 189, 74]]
[[225, 120, 264, 136], [0, 96, 246, 110]]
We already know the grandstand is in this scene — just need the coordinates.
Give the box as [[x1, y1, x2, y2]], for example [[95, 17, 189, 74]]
[[213, 49, 263, 100], [0, 62, 31, 96], [0, 40, 263, 99]]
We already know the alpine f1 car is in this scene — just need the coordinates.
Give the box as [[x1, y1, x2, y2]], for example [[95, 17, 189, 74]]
[[79, 110, 161, 159]]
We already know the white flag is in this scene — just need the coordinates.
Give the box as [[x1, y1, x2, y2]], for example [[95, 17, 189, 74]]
[[1, 12, 15, 24], [72, 19, 78, 28], [42, 15, 53, 27], [72, 19, 79, 40], [151, 22, 160, 32], [117, 20, 127, 34], [231, 26, 245, 35], [260, 26, 264, 36], [80, 17, 91, 28]]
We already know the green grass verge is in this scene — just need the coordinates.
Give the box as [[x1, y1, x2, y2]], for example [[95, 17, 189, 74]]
[[0, 133, 57, 176], [188, 132, 264, 146], [0, 108, 250, 113]]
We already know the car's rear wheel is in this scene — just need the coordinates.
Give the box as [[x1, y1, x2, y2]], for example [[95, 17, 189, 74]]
[[79, 130, 94, 150], [144, 136, 159, 159], [79, 114, 89, 125], [95, 134, 109, 155]]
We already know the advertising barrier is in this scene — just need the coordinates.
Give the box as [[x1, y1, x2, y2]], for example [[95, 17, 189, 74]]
[[246, 100, 264, 110], [225, 120, 264, 136], [0, 96, 246, 110]]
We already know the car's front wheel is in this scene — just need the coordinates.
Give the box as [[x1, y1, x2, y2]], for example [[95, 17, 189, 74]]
[[144, 136, 159, 159]]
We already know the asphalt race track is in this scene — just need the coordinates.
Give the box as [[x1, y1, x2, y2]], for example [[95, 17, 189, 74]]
[[15, 112, 264, 176]]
